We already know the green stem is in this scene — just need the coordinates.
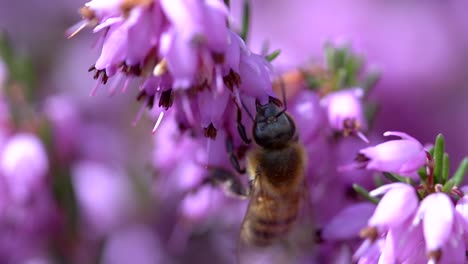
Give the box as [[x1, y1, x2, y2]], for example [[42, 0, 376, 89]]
[[240, 0, 250, 42]]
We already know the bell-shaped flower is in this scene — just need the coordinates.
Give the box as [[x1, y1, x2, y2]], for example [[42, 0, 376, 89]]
[[321, 88, 367, 141], [412, 193, 455, 262], [322, 202, 376, 241], [368, 183, 419, 229], [355, 131, 426, 177]]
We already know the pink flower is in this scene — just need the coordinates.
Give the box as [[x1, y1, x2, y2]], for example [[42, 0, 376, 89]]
[[70, 0, 274, 145], [367, 183, 419, 229], [412, 193, 456, 263], [71, 161, 142, 237], [101, 225, 168, 264], [288, 89, 325, 144], [352, 131, 427, 177], [321, 88, 367, 141], [0, 133, 48, 203], [322, 202, 375, 241], [355, 186, 467, 263]]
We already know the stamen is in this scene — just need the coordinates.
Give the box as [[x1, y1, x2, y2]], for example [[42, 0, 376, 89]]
[[132, 100, 148, 126], [355, 131, 370, 143], [107, 73, 124, 96], [65, 21, 88, 39], [352, 239, 372, 261], [121, 77, 131, 93], [204, 123, 217, 139], [153, 59, 168, 76], [181, 95, 194, 125], [152, 111, 165, 134], [90, 77, 102, 96]]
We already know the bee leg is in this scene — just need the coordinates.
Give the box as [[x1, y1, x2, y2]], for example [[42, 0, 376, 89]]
[[226, 135, 246, 174], [236, 106, 252, 144], [205, 168, 249, 198]]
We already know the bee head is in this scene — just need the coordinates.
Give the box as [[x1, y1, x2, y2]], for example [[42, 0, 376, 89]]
[[253, 98, 296, 148]]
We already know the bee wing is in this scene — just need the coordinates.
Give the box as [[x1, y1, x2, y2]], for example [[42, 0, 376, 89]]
[[236, 167, 315, 264], [236, 173, 288, 264]]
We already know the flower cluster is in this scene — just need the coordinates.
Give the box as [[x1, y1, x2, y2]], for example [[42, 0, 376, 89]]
[[325, 132, 468, 263], [69, 0, 274, 142]]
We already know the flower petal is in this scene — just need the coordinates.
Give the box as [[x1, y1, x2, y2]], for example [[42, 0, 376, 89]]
[[418, 193, 454, 251], [322, 202, 376, 241], [368, 184, 418, 228]]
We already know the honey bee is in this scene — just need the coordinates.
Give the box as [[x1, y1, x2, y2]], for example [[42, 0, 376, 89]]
[[239, 97, 308, 248], [201, 92, 311, 262]]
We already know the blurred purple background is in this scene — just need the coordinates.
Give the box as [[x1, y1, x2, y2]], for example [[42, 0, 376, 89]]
[[0, 0, 467, 263]]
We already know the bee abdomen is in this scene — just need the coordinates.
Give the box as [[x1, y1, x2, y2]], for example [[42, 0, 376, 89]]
[[243, 196, 300, 246]]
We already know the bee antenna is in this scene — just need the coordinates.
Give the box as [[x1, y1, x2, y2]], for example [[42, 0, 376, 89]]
[[275, 76, 287, 118]]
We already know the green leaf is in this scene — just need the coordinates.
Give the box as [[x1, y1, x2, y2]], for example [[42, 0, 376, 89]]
[[324, 44, 336, 71], [240, 0, 250, 41], [361, 71, 380, 96], [333, 47, 346, 71], [433, 134, 445, 184], [382, 172, 415, 185], [373, 174, 384, 187], [343, 55, 362, 87], [352, 184, 379, 204], [442, 153, 450, 184], [303, 72, 321, 90], [364, 102, 379, 128], [335, 68, 347, 89], [265, 49, 281, 62], [442, 178, 455, 193], [382, 172, 402, 182], [0, 31, 14, 67], [453, 157, 468, 187]]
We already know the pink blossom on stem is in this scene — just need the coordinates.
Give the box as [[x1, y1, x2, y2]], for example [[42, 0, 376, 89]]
[[346, 131, 427, 177], [321, 88, 368, 142]]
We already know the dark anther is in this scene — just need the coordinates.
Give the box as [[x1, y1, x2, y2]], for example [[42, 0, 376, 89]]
[[120, 62, 142, 76], [226, 136, 246, 174], [158, 89, 174, 110], [355, 153, 370, 162], [89, 66, 109, 84], [237, 108, 251, 144], [147, 94, 155, 109], [269, 96, 283, 107], [93, 71, 100, 79], [191, 79, 209, 93], [343, 117, 359, 136], [204, 123, 217, 139], [223, 69, 241, 91], [314, 229, 324, 243], [101, 74, 109, 84], [127, 64, 142, 76], [212, 52, 225, 64]]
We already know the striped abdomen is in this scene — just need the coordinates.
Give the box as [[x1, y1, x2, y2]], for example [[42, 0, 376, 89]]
[[241, 189, 301, 246]]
